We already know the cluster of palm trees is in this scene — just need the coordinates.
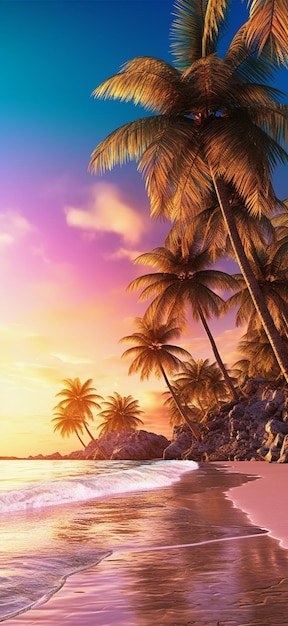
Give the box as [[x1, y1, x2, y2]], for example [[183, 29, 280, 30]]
[[52, 378, 144, 449], [88, 0, 288, 401], [53, 2, 288, 449]]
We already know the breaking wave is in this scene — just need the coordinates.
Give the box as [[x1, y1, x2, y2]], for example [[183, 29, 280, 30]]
[[0, 460, 198, 513]]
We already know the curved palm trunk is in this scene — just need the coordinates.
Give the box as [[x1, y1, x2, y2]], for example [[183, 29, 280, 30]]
[[83, 423, 95, 440], [198, 308, 239, 401], [211, 173, 288, 383], [76, 431, 86, 448], [159, 362, 200, 440], [83, 423, 107, 459]]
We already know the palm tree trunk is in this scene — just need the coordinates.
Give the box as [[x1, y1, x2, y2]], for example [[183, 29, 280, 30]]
[[83, 423, 95, 440], [211, 173, 288, 383], [159, 362, 200, 440], [198, 308, 239, 401], [76, 431, 86, 448], [83, 423, 107, 459]]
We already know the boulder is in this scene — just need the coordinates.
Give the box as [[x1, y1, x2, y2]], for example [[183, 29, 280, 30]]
[[278, 434, 288, 463], [180, 379, 288, 462], [163, 429, 192, 459], [84, 430, 170, 460], [265, 419, 288, 435]]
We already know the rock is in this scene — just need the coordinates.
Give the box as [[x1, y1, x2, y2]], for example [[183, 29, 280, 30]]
[[281, 398, 288, 422], [257, 446, 270, 459], [84, 430, 170, 460], [278, 434, 288, 463], [163, 428, 192, 459], [181, 379, 288, 463], [262, 389, 285, 404], [265, 419, 288, 435], [66, 450, 85, 460], [28, 452, 63, 460], [228, 404, 245, 419]]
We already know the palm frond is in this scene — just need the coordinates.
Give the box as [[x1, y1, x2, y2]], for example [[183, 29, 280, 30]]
[[245, 0, 288, 68], [89, 116, 170, 176], [170, 0, 224, 69], [138, 119, 209, 219], [225, 23, 277, 81], [204, 117, 286, 216], [92, 57, 189, 114], [202, 0, 232, 56]]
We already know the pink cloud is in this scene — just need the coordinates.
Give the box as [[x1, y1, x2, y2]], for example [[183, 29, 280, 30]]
[[0, 210, 34, 246], [64, 182, 149, 245]]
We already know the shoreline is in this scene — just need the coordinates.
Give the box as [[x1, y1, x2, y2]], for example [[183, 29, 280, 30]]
[[4, 461, 288, 625], [214, 461, 288, 549]]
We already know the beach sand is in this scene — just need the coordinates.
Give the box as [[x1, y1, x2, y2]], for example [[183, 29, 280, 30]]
[[5, 461, 288, 626], [217, 461, 288, 548]]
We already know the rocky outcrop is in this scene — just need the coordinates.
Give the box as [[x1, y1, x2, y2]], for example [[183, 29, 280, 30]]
[[163, 427, 192, 460], [67, 450, 85, 460], [164, 379, 288, 463], [27, 451, 63, 460], [84, 429, 170, 460]]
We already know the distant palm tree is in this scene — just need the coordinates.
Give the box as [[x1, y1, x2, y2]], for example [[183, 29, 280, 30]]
[[97, 392, 144, 436], [234, 328, 287, 382], [225, 244, 288, 337], [51, 407, 87, 448], [53, 377, 103, 442], [128, 241, 239, 400], [170, 198, 275, 266], [88, 0, 288, 381], [162, 384, 202, 428], [120, 316, 200, 439], [271, 202, 288, 271], [175, 358, 230, 421]]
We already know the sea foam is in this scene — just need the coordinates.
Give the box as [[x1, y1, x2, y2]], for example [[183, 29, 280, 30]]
[[0, 460, 198, 513]]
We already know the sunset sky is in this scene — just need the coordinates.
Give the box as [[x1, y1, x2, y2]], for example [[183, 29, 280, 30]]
[[1, 0, 287, 457]]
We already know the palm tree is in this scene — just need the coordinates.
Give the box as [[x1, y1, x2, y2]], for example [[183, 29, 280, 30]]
[[163, 386, 202, 428], [271, 202, 288, 271], [128, 239, 239, 400], [120, 316, 200, 439], [97, 392, 144, 436], [225, 243, 288, 337], [51, 407, 87, 448], [88, 0, 288, 380], [53, 377, 103, 442], [234, 328, 287, 382], [174, 357, 230, 421], [168, 196, 276, 265]]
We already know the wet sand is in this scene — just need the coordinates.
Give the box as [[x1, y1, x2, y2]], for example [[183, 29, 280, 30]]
[[5, 462, 288, 626]]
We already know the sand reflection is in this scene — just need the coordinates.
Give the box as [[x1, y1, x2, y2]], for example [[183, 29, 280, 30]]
[[5, 464, 288, 626]]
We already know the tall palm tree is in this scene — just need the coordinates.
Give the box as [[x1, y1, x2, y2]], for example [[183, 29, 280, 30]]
[[51, 407, 87, 448], [53, 377, 103, 442], [128, 239, 239, 400], [89, 0, 288, 380], [120, 316, 200, 439], [97, 392, 144, 436]]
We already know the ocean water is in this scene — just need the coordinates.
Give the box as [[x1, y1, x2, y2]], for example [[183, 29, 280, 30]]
[[0, 459, 197, 621], [2, 460, 288, 626]]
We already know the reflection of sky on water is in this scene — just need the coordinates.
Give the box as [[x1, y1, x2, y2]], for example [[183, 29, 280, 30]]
[[2, 464, 288, 625]]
